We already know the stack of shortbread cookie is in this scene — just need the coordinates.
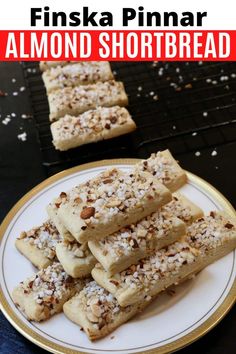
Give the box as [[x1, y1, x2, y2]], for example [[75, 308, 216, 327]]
[[40, 61, 136, 151], [13, 149, 236, 340]]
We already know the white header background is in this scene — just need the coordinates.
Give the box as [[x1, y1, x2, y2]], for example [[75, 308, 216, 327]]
[[0, 0, 235, 30]]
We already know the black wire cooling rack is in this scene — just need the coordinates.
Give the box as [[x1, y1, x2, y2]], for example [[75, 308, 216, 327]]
[[22, 61, 236, 175]]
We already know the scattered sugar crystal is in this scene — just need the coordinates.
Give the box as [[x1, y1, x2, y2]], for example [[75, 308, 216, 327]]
[[12, 92, 18, 96], [158, 68, 164, 76], [12, 78, 16, 83], [203, 112, 208, 117], [173, 125, 176, 130], [212, 80, 218, 85], [149, 91, 154, 96], [192, 132, 197, 136], [211, 150, 217, 157], [231, 73, 236, 78], [2, 117, 11, 125], [137, 86, 143, 91], [153, 95, 159, 101], [106, 293, 114, 302], [206, 78, 212, 83], [195, 151, 201, 157], [220, 76, 229, 82], [17, 132, 27, 141], [198, 61, 203, 65], [170, 82, 177, 89], [20, 86, 26, 92], [21, 114, 32, 119], [11, 113, 16, 117]]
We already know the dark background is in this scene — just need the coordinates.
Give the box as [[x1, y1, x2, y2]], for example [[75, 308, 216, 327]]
[[0, 61, 235, 353]]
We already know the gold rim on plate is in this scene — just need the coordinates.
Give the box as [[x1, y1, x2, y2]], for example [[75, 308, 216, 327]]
[[0, 158, 235, 354]]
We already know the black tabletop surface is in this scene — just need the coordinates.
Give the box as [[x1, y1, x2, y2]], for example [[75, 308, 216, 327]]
[[0, 61, 235, 354]]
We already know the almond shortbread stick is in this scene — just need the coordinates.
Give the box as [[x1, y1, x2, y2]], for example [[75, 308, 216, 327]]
[[56, 241, 96, 278], [47, 170, 127, 241], [48, 81, 128, 121], [12, 263, 86, 322], [92, 212, 236, 306], [88, 214, 186, 276], [64, 268, 202, 341], [50, 106, 136, 151], [136, 149, 187, 192], [88, 193, 202, 275], [64, 271, 198, 341], [58, 168, 172, 244], [92, 241, 199, 307], [48, 151, 187, 240], [63, 281, 150, 341], [15, 220, 62, 269], [42, 62, 114, 93]]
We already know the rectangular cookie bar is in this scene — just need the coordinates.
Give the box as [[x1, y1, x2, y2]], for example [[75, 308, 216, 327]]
[[12, 262, 86, 321], [48, 172, 133, 242], [88, 213, 186, 276], [15, 220, 62, 269], [48, 172, 123, 241], [56, 241, 96, 278], [92, 212, 236, 306], [58, 168, 172, 244], [63, 280, 150, 341], [88, 193, 202, 275], [64, 270, 202, 341], [48, 80, 128, 121], [42, 62, 113, 93], [50, 106, 136, 151], [39, 61, 75, 71], [136, 149, 187, 192]]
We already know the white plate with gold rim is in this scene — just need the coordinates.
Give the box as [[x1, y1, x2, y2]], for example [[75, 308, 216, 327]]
[[0, 159, 236, 354]]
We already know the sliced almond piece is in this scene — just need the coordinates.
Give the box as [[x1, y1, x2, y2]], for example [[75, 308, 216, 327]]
[[80, 207, 95, 219]]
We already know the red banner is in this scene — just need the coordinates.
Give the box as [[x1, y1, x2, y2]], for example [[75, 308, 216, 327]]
[[0, 30, 236, 61]]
